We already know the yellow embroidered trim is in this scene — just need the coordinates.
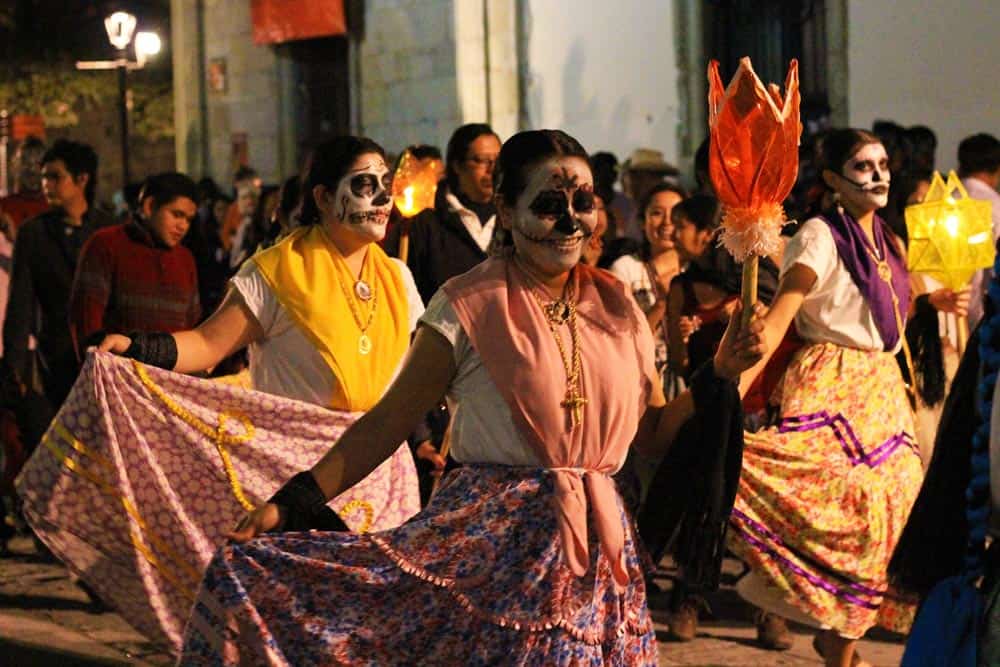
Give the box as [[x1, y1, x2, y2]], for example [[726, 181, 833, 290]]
[[339, 499, 375, 534], [133, 361, 257, 511], [41, 424, 201, 599]]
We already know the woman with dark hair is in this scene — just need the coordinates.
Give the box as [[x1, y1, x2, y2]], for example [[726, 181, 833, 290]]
[[725, 128, 950, 666], [176, 129, 767, 665], [608, 182, 688, 392], [23, 136, 426, 649], [384, 123, 501, 305], [665, 195, 737, 382]]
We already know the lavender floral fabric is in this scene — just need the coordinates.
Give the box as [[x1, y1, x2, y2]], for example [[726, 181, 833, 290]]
[[15, 351, 419, 652]]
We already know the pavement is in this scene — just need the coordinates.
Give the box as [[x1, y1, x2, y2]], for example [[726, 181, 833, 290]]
[[0, 535, 906, 666]]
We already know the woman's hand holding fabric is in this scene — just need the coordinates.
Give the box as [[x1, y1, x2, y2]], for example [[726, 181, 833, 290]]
[[98, 333, 133, 355], [227, 503, 283, 543]]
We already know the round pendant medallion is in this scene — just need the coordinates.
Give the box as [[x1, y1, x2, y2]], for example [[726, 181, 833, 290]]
[[877, 261, 892, 283], [355, 280, 373, 301], [358, 333, 372, 355]]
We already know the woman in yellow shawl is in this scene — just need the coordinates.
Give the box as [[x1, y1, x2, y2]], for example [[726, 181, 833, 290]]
[[18, 136, 424, 651]]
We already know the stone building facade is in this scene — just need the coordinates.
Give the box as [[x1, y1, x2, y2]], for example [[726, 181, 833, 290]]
[[172, 0, 1000, 187]]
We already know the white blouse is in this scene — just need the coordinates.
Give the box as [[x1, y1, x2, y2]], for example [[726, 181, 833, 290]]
[[609, 254, 668, 371], [231, 257, 424, 407], [418, 289, 542, 467], [783, 217, 901, 354]]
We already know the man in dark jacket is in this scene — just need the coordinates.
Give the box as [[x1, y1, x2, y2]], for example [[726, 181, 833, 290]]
[[4, 139, 114, 411], [384, 123, 501, 305]]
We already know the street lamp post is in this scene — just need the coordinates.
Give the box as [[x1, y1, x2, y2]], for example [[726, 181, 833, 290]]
[[76, 13, 161, 190], [105, 12, 136, 188]]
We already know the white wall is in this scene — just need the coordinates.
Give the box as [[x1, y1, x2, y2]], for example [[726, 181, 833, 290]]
[[360, 0, 463, 155], [847, 0, 1000, 171], [522, 0, 681, 164]]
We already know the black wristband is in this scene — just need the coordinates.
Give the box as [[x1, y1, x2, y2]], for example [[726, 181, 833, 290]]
[[268, 471, 349, 533], [269, 471, 328, 513], [123, 332, 178, 370]]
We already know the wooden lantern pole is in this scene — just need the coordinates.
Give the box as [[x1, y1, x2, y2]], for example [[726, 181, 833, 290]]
[[741, 256, 758, 327]]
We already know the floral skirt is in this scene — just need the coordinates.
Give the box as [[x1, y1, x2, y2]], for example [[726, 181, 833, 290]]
[[15, 352, 420, 652], [728, 342, 924, 638], [179, 464, 658, 666]]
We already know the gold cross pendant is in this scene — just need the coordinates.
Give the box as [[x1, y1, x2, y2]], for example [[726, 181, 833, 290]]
[[561, 393, 588, 428]]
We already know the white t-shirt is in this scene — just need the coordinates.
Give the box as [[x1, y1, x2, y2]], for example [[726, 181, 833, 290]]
[[418, 289, 542, 467], [783, 217, 901, 353], [610, 254, 669, 372], [231, 257, 424, 407]]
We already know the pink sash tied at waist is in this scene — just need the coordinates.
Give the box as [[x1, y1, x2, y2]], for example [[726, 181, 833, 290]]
[[550, 467, 627, 589], [442, 259, 659, 592]]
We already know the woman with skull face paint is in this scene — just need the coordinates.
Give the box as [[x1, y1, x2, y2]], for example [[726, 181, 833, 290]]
[[725, 129, 925, 666], [60, 137, 424, 650], [176, 130, 768, 665]]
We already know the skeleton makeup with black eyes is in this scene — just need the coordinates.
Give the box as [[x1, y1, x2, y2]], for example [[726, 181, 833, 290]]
[[333, 157, 393, 242], [505, 157, 598, 276], [831, 142, 892, 212]]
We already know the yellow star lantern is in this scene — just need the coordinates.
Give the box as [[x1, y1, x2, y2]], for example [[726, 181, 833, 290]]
[[905, 170, 994, 291], [392, 149, 441, 217]]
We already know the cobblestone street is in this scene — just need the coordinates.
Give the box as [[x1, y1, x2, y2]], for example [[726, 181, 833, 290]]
[[0, 536, 905, 666]]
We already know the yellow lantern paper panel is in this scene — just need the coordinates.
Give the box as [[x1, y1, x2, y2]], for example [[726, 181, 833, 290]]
[[906, 170, 994, 291], [392, 150, 441, 217]]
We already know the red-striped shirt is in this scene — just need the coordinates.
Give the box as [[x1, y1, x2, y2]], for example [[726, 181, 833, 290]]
[[69, 222, 201, 356]]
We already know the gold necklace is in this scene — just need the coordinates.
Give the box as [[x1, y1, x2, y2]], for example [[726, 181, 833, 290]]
[[861, 241, 917, 404], [322, 227, 377, 355], [525, 274, 587, 429], [338, 275, 377, 355]]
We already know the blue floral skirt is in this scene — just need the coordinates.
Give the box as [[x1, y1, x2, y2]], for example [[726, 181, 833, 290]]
[[179, 464, 657, 666]]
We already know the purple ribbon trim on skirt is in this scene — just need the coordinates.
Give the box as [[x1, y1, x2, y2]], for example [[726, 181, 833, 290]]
[[731, 508, 885, 597], [731, 510, 883, 610], [777, 411, 916, 468]]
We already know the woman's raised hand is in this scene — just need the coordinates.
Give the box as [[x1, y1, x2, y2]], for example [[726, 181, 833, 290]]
[[713, 301, 767, 381]]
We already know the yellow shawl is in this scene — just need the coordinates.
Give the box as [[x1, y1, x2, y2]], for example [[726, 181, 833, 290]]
[[253, 225, 409, 411]]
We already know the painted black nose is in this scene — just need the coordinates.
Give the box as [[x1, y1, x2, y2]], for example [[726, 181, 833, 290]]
[[372, 191, 391, 206], [554, 213, 581, 234]]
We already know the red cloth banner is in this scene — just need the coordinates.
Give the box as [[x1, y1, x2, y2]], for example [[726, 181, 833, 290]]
[[251, 0, 347, 45], [12, 115, 45, 140]]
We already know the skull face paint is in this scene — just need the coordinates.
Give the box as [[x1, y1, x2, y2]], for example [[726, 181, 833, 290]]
[[833, 142, 892, 213], [333, 153, 393, 242], [505, 157, 597, 277]]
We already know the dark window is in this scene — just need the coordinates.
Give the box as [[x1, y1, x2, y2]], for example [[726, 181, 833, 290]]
[[704, 0, 828, 119], [284, 36, 351, 165]]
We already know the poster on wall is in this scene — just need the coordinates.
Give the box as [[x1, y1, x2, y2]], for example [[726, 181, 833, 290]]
[[208, 58, 227, 94], [231, 132, 249, 174]]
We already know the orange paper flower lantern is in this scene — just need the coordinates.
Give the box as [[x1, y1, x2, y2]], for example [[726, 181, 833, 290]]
[[392, 150, 441, 217], [708, 57, 801, 261]]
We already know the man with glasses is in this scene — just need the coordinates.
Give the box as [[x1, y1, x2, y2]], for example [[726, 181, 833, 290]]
[[384, 123, 501, 504], [385, 123, 501, 305]]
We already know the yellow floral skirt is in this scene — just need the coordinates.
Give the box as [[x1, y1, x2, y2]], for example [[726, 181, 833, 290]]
[[729, 342, 924, 638]]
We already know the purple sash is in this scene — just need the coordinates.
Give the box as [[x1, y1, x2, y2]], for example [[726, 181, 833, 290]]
[[820, 208, 910, 351]]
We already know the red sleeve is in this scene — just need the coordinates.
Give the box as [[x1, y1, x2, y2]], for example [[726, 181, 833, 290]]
[[69, 233, 114, 359]]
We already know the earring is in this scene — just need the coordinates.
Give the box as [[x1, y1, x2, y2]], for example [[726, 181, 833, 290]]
[[832, 191, 844, 214]]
